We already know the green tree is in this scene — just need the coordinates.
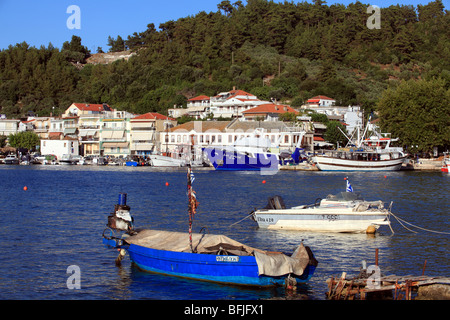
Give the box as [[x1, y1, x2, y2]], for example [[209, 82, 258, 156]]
[[0, 135, 7, 148], [107, 35, 126, 52], [8, 131, 40, 151], [279, 112, 297, 122], [325, 121, 347, 147], [377, 78, 450, 153], [62, 35, 90, 63]]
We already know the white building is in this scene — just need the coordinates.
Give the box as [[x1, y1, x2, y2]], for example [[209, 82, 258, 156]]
[[343, 106, 363, 135], [306, 95, 336, 107], [160, 119, 314, 161], [40, 138, 79, 160], [209, 89, 268, 119], [168, 89, 272, 120], [0, 119, 20, 136]]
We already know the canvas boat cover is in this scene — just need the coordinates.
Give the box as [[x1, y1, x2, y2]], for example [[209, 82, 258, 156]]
[[125, 229, 312, 277]]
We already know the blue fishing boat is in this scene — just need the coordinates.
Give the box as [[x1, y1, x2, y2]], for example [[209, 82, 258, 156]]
[[103, 168, 317, 287], [202, 132, 307, 172], [103, 229, 316, 287]]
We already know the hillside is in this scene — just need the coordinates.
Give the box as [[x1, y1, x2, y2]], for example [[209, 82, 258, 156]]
[[0, 0, 448, 119]]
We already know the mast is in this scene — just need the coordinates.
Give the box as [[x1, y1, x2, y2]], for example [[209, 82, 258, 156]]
[[187, 165, 198, 253]]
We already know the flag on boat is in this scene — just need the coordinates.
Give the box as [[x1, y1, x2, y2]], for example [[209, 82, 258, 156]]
[[346, 178, 353, 192], [187, 166, 199, 252]]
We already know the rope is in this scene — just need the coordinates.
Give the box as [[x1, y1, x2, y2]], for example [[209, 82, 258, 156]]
[[390, 212, 450, 235], [229, 211, 254, 227]]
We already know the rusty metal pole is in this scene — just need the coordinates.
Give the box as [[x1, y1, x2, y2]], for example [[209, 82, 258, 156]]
[[422, 259, 427, 276]]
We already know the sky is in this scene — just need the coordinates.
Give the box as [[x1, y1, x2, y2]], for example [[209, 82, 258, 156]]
[[0, 0, 447, 52]]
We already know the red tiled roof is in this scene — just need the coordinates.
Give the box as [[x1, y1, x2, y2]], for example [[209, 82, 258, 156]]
[[72, 103, 112, 112], [229, 89, 254, 97], [48, 132, 63, 140], [308, 95, 335, 101], [242, 104, 299, 114], [188, 95, 210, 101], [314, 136, 325, 141], [132, 112, 175, 121]]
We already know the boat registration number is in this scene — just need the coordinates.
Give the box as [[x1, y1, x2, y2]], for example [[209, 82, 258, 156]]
[[322, 214, 339, 221], [256, 217, 274, 223], [216, 256, 240, 262]]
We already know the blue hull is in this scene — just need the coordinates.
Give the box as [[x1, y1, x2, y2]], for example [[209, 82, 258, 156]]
[[127, 243, 315, 287], [203, 148, 279, 172]]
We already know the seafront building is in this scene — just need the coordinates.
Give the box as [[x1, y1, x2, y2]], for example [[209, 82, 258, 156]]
[[0, 90, 366, 159], [160, 118, 315, 161], [130, 112, 177, 156]]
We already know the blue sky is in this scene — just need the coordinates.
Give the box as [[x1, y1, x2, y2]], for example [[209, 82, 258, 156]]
[[0, 0, 447, 52]]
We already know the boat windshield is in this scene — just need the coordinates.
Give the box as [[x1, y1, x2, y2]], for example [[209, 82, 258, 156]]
[[326, 192, 364, 202]]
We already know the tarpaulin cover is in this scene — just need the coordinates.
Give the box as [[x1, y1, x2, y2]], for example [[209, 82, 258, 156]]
[[125, 229, 310, 277]]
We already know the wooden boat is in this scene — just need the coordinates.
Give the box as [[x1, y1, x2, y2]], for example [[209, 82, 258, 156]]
[[102, 169, 317, 287], [103, 229, 316, 287], [312, 120, 406, 171]]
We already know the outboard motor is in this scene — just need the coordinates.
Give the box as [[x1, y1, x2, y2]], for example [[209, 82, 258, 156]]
[[107, 193, 134, 232], [265, 195, 286, 210]]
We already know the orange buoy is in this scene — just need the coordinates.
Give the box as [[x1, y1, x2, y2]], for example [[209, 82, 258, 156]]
[[23, 186, 28, 191], [165, 182, 169, 186]]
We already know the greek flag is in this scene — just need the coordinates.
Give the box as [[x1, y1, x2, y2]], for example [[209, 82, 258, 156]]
[[346, 179, 353, 192]]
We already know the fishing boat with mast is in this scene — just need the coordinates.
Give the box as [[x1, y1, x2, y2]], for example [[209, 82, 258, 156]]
[[102, 167, 317, 287], [312, 119, 406, 171]]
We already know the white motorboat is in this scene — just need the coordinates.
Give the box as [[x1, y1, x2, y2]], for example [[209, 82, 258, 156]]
[[59, 154, 79, 165], [149, 154, 186, 167], [253, 180, 392, 233]]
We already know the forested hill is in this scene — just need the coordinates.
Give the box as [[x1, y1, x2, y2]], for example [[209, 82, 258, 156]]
[[0, 0, 448, 118]]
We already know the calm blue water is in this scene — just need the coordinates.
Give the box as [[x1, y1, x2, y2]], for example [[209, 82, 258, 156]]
[[0, 165, 448, 300]]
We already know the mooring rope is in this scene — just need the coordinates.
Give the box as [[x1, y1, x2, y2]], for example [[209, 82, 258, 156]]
[[390, 212, 450, 235], [229, 211, 255, 227]]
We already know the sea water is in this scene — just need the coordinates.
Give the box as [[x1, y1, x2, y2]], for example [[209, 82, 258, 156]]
[[0, 165, 448, 300]]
